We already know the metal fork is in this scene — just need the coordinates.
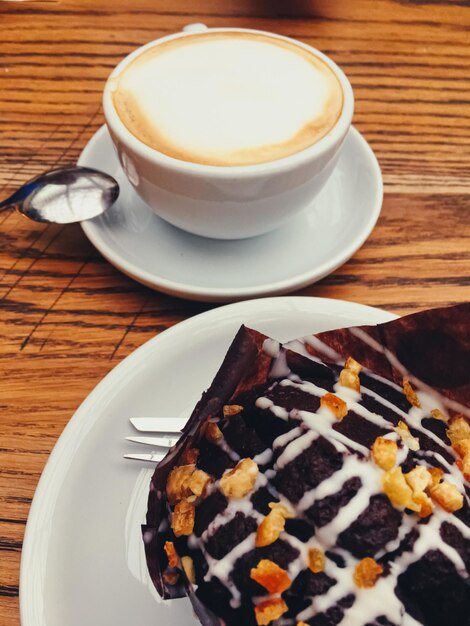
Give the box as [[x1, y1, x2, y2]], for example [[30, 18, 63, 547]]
[[124, 417, 187, 462]]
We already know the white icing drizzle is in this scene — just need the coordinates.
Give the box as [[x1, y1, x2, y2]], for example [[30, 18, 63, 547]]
[[272, 427, 303, 450], [393, 508, 469, 578], [253, 448, 273, 465], [296, 455, 381, 515], [302, 334, 342, 360], [312, 460, 382, 547], [255, 396, 290, 421], [299, 410, 370, 456], [262, 337, 281, 359], [281, 377, 398, 435], [275, 429, 320, 469]]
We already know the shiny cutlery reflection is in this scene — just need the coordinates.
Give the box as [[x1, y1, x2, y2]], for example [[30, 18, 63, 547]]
[[126, 435, 180, 447], [130, 417, 187, 433], [123, 452, 167, 463]]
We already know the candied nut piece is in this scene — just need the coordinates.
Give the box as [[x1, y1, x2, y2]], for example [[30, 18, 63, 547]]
[[447, 415, 470, 445], [181, 556, 196, 584], [254, 597, 288, 625], [219, 458, 258, 499], [405, 466, 432, 493], [339, 368, 360, 392], [403, 378, 421, 408], [454, 439, 470, 481], [354, 557, 383, 588], [308, 548, 326, 574], [250, 559, 292, 593], [345, 356, 362, 375], [428, 466, 444, 487], [430, 481, 464, 513], [188, 469, 211, 497], [371, 436, 398, 471], [430, 408, 447, 421], [395, 420, 420, 451], [382, 467, 420, 512], [205, 421, 223, 442], [171, 499, 195, 536], [256, 502, 294, 548], [453, 438, 470, 460], [412, 491, 434, 518], [447, 416, 470, 480], [404, 466, 435, 517], [182, 447, 199, 465], [166, 465, 195, 505], [223, 404, 243, 417], [164, 541, 179, 568], [320, 392, 348, 420]]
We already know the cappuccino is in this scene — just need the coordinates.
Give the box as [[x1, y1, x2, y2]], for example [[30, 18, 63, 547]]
[[111, 32, 344, 167]]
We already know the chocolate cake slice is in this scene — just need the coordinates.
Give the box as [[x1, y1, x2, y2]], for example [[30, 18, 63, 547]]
[[143, 303, 470, 626]]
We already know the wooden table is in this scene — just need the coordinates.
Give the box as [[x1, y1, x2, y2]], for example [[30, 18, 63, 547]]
[[1, 1, 469, 623]]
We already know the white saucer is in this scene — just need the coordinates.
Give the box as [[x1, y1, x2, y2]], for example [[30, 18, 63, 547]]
[[79, 126, 382, 302], [20, 297, 396, 626]]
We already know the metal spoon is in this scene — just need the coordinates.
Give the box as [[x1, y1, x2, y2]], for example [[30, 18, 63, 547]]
[[0, 166, 119, 224]]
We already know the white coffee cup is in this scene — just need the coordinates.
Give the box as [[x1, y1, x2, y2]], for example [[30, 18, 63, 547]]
[[103, 25, 354, 239]]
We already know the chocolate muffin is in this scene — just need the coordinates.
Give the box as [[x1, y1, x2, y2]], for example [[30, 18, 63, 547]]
[[143, 304, 470, 626]]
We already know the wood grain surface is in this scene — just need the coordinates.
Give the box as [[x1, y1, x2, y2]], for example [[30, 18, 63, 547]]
[[1, 1, 469, 624]]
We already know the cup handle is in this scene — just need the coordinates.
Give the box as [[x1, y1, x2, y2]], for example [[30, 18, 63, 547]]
[[182, 23, 208, 34]]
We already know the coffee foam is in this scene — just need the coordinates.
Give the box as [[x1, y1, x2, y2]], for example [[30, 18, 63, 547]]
[[111, 32, 344, 166]]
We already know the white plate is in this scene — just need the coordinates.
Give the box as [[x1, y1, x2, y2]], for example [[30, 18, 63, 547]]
[[79, 126, 382, 302], [20, 297, 396, 626]]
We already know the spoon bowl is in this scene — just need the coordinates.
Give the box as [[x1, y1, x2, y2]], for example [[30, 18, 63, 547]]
[[0, 166, 119, 224]]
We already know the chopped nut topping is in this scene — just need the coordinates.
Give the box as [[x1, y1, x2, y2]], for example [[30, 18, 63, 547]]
[[320, 392, 348, 420], [412, 491, 434, 518], [403, 378, 421, 408], [205, 421, 223, 442], [428, 466, 444, 487], [354, 558, 383, 588], [164, 541, 179, 568], [223, 404, 243, 417], [188, 469, 211, 497], [453, 438, 470, 459], [308, 548, 326, 574], [371, 437, 398, 471], [254, 598, 288, 625], [171, 499, 195, 536], [430, 408, 447, 421], [167, 464, 210, 504], [181, 556, 196, 584], [382, 467, 420, 511], [219, 458, 258, 499], [182, 447, 200, 464], [250, 559, 292, 593], [447, 415, 470, 445], [339, 368, 360, 392], [447, 416, 470, 480], [162, 571, 180, 585], [402, 466, 435, 517], [166, 465, 196, 505], [405, 466, 432, 493], [454, 438, 470, 481], [256, 502, 294, 548], [395, 420, 420, 451], [345, 356, 362, 375], [430, 481, 464, 513], [297, 623, 309, 626]]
